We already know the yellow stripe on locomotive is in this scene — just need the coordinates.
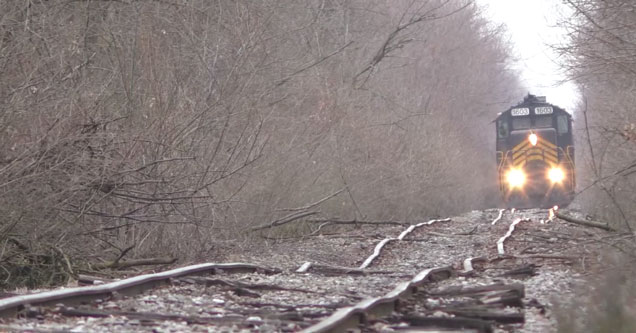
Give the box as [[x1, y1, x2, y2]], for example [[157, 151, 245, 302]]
[[511, 135, 558, 167]]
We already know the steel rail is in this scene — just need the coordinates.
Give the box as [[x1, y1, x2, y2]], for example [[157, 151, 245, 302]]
[[359, 238, 396, 269], [462, 256, 487, 273], [491, 209, 505, 225], [302, 266, 454, 333], [359, 218, 451, 269], [397, 218, 451, 240], [0, 262, 275, 317], [497, 218, 530, 255], [296, 261, 312, 273]]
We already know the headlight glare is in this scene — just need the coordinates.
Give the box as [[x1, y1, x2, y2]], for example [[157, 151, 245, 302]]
[[506, 168, 525, 188], [548, 167, 565, 183]]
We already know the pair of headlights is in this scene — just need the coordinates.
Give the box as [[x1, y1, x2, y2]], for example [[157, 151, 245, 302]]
[[505, 167, 565, 188]]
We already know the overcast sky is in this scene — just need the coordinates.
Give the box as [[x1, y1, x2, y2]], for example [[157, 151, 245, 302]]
[[476, 0, 579, 112]]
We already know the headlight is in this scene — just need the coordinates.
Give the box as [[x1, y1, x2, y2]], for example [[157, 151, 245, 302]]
[[548, 167, 565, 183], [529, 133, 538, 146], [506, 168, 526, 188]]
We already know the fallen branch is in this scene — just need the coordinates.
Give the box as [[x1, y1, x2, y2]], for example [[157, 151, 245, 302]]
[[555, 212, 615, 232], [92, 257, 177, 270], [431, 283, 525, 298], [306, 219, 409, 226], [302, 219, 416, 238], [250, 211, 318, 231], [430, 283, 525, 307]]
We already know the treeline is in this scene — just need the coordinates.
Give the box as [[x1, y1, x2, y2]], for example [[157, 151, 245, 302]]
[[554, 2, 636, 329], [558, 0, 636, 231], [0, 0, 521, 287]]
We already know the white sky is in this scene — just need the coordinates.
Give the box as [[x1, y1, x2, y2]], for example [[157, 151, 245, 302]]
[[476, 0, 579, 112]]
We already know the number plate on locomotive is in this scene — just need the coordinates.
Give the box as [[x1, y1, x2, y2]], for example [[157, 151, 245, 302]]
[[535, 106, 553, 114], [511, 108, 530, 116]]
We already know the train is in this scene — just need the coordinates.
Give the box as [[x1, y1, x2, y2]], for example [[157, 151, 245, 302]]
[[495, 94, 575, 208]]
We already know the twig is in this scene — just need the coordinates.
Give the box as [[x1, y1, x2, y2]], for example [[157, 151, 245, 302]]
[[555, 212, 615, 232], [113, 245, 135, 266], [306, 219, 409, 226], [354, 1, 471, 86]]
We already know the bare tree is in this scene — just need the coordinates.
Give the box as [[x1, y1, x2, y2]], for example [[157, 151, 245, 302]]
[[0, 0, 522, 288], [557, 0, 636, 230]]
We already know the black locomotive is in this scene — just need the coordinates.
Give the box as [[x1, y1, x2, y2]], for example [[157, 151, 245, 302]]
[[495, 94, 575, 208]]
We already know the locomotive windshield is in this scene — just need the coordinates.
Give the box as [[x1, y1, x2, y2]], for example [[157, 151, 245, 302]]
[[512, 117, 531, 130], [534, 115, 552, 128]]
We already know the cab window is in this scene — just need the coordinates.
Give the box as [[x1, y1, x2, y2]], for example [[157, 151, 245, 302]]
[[557, 115, 569, 134], [497, 120, 509, 138]]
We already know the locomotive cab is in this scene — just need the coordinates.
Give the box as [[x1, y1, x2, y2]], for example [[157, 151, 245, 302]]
[[496, 95, 575, 208]]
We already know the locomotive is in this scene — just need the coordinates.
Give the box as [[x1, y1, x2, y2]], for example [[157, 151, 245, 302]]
[[495, 94, 575, 208]]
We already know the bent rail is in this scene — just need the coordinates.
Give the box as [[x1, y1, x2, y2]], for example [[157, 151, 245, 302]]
[[302, 266, 453, 333], [0, 263, 276, 317]]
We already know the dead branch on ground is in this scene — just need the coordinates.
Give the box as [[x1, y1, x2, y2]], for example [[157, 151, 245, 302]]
[[555, 212, 615, 232], [249, 211, 318, 231]]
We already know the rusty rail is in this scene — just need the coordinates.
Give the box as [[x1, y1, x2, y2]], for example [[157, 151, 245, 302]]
[[0, 263, 276, 317]]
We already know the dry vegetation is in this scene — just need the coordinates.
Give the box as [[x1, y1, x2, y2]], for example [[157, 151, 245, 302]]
[[555, 0, 636, 330], [555, 253, 636, 333], [558, 0, 636, 232], [0, 0, 522, 289]]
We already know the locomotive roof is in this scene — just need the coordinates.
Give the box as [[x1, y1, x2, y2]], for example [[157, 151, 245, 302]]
[[496, 94, 570, 120]]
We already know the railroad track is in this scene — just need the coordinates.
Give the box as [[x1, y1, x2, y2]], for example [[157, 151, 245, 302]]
[[0, 208, 618, 332]]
